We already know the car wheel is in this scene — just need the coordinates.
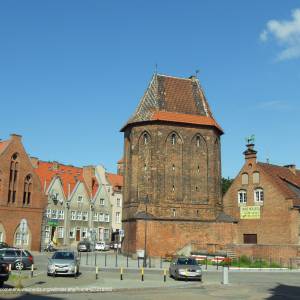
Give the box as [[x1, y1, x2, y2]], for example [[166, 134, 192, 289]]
[[15, 261, 24, 270]]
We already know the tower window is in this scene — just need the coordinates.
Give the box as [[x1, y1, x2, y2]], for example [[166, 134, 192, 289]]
[[171, 134, 176, 145], [197, 165, 200, 173], [172, 208, 176, 217], [196, 136, 201, 147], [195, 186, 198, 191], [143, 133, 149, 145], [144, 164, 147, 171], [8, 153, 19, 204], [172, 164, 175, 171], [23, 174, 32, 205], [172, 185, 175, 192]]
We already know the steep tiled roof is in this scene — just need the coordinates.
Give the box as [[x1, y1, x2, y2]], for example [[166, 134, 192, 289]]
[[35, 161, 83, 197], [106, 173, 123, 191], [121, 74, 222, 133], [258, 162, 300, 206], [151, 111, 223, 133]]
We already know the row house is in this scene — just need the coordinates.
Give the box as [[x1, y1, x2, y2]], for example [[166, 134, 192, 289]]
[[34, 161, 112, 249], [95, 165, 123, 243]]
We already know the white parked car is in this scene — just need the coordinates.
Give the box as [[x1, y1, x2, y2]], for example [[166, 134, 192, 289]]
[[95, 242, 110, 251]]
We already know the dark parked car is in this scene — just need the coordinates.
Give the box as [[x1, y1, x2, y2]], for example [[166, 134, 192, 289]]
[[0, 248, 34, 270], [77, 240, 93, 252], [0, 261, 10, 287], [0, 242, 9, 249], [169, 257, 202, 281]]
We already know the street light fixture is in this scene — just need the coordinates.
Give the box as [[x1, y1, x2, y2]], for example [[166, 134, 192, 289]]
[[143, 194, 149, 268]]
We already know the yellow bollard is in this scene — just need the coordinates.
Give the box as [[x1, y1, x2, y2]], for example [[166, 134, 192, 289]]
[[141, 267, 144, 281], [120, 267, 123, 280], [163, 269, 166, 282]]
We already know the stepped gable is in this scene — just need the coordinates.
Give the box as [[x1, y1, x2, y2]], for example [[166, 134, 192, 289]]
[[121, 73, 223, 133], [258, 162, 300, 206]]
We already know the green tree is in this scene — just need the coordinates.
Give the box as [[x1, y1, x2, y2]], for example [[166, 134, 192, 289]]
[[222, 177, 233, 195]]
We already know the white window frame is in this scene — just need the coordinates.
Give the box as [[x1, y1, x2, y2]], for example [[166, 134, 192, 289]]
[[77, 196, 83, 208], [104, 228, 110, 240], [82, 212, 89, 221], [104, 214, 110, 223], [45, 226, 50, 238], [81, 228, 87, 238], [93, 212, 98, 222], [69, 228, 75, 239], [51, 209, 58, 219], [58, 210, 64, 220], [116, 212, 121, 224], [46, 209, 51, 218], [57, 226, 64, 238], [76, 211, 83, 221], [71, 211, 76, 220], [99, 213, 104, 222], [100, 198, 105, 206], [116, 198, 121, 207], [254, 188, 264, 203], [238, 190, 247, 204]]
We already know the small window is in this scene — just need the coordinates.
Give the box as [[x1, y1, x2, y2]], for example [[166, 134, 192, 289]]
[[253, 172, 260, 184], [77, 196, 83, 208], [172, 208, 176, 217], [242, 173, 249, 185], [243, 234, 257, 244], [104, 229, 110, 240], [76, 211, 82, 221], [116, 198, 121, 207], [58, 210, 64, 220], [172, 185, 175, 192], [100, 199, 105, 206], [93, 213, 98, 222], [143, 133, 149, 145], [196, 136, 201, 147], [144, 164, 147, 171], [81, 228, 87, 238], [57, 227, 64, 238], [116, 212, 121, 223], [254, 188, 264, 203], [51, 209, 58, 219], [82, 212, 89, 221], [69, 228, 75, 239], [99, 213, 104, 222], [46, 209, 51, 218], [104, 214, 110, 222], [197, 165, 200, 173], [172, 164, 175, 171], [45, 226, 50, 238], [71, 211, 76, 220], [238, 190, 247, 204], [171, 134, 176, 145]]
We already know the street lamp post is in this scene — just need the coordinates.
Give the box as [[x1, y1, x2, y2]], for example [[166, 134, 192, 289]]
[[143, 195, 149, 268]]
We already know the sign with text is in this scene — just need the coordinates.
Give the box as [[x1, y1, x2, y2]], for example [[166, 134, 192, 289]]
[[240, 206, 261, 219]]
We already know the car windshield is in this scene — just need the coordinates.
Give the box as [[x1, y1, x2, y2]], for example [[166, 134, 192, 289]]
[[52, 252, 74, 260], [177, 258, 198, 265]]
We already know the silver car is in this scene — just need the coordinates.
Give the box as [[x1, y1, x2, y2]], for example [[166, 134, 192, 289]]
[[169, 257, 202, 281], [47, 251, 80, 277]]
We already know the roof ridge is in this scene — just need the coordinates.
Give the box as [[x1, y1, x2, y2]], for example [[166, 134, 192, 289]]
[[156, 73, 192, 81]]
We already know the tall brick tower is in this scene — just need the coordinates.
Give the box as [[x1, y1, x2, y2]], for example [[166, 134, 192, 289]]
[[121, 74, 234, 257]]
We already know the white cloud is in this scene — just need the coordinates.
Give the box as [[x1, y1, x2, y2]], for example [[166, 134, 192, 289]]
[[257, 100, 291, 111], [260, 8, 300, 61]]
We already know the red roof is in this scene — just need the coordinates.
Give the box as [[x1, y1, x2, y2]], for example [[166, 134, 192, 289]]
[[151, 111, 223, 133], [0, 140, 9, 154], [117, 158, 124, 164], [106, 173, 123, 190], [258, 162, 300, 206], [35, 161, 83, 197]]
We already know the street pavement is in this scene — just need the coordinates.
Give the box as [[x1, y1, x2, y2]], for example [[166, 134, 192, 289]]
[[1, 252, 300, 299]]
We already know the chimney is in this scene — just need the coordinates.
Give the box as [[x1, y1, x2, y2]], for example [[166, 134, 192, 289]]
[[284, 164, 296, 175], [83, 165, 95, 193], [10, 133, 22, 141], [30, 157, 39, 168], [243, 143, 257, 163], [52, 161, 59, 170]]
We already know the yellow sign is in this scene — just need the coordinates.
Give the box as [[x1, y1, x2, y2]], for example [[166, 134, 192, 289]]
[[240, 206, 261, 219]]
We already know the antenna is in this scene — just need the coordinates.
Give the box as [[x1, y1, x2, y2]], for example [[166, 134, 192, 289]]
[[154, 64, 158, 75], [195, 69, 200, 78]]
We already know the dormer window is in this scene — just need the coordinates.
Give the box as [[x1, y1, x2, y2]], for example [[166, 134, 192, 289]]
[[238, 190, 247, 204], [254, 188, 264, 203]]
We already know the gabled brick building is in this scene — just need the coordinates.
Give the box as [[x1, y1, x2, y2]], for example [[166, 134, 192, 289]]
[[0, 134, 47, 250], [121, 74, 236, 257], [223, 143, 300, 261]]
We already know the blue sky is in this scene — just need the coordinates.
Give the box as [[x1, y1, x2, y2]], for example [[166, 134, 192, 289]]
[[0, 0, 299, 178]]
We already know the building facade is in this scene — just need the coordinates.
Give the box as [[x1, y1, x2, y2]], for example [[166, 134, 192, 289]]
[[34, 161, 112, 249], [0, 134, 47, 250], [121, 74, 236, 257], [223, 143, 300, 262]]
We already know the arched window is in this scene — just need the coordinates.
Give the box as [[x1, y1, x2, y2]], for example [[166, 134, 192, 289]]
[[238, 190, 247, 204], [143, 133, 149, 145], [171, 133, 176, 145], [254, 188, 264, 203], [8, 153, 19, 203], [23, 174, 32, 205], [253, 172, 260, 184], [196, 136, 201, 147], [242, 173, 249, 185]]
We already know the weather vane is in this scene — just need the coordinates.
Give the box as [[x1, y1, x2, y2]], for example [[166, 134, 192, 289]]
[[245, 134, 255, 145]]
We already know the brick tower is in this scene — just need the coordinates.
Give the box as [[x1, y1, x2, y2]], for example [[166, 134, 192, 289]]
[[121, 74, 235, 257]]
